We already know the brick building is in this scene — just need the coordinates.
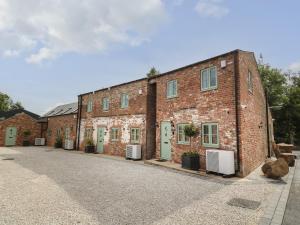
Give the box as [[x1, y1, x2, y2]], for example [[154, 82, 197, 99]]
[[76, 49, 272, 177], [0, 109, 41, 146], [43, 102, 78, 148], [77, 79, 149, 157]]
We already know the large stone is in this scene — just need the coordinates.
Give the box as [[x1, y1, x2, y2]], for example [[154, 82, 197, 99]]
[[262, 158, 289, 179], [279, 154, 296, 167]]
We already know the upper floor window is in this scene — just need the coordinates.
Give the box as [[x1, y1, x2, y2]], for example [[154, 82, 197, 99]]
[[201, 66, 217, 91], [111, 128, 119, 141], [87, 97, 93, 112], [177, 124, 190, 145], [167, 80, 177, 98], [248, 70, 253, 93], [202, 123, 219, 148], [102, 97, 110, 111], [130, 128, 140, 144], [121, 93, 129, 108]]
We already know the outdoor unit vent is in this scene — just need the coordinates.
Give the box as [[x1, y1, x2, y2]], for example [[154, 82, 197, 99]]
[[64, 139, 74, 150], [35, 138, 45, 146], [126, 145, 141, 160], [206, 149, 235, 175]]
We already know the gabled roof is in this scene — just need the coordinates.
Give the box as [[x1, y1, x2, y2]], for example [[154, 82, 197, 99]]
[[0, 109, 40, 121], [43, 102, 78, 117]]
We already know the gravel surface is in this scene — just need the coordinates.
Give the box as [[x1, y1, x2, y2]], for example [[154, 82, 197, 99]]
[[0, 147, 280, 225]]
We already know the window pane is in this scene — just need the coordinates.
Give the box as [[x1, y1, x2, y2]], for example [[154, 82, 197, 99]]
[[203, 134, 209, 144], [212, 135, 218, 144], [203, 125, 209, 135], [173, 81, 177, 96], [202, 70, 209, 89], [211, 125, 217, 135], [210, 67, 217, 87]]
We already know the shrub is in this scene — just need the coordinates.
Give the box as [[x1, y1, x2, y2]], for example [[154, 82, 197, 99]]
[[85, 138, 94, 146], [184, 124, 198, 138], [182, 151, 199, 157], [23, 130, 31, 137], [55, 136, 63, 148]]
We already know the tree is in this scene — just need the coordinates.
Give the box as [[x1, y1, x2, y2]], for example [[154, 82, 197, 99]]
[[259, 61, 300, 145], [147, 67, 160, 78], [258, 64, 287, 107], [0, 92, 24, 111]]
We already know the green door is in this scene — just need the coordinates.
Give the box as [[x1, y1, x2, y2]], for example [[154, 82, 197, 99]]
[[161, 121, 172, 160], [5, 127, 17, 146], [97, 127, 105, 153]]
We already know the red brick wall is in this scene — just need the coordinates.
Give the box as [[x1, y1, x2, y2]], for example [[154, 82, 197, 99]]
[[79, 79, 148, 157], [151, 53, 238, 170], [46, 114, 77, 147], [0, 113, 41, 146], [237, 51, 269, 176]]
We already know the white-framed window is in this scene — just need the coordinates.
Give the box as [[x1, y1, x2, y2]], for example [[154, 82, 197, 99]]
[[130, 128, 140, 144], [202, 123, 219, 148], [177, 124, 190, 145], [111, 128, 119, 141], [102, 97, 110, 111], [248, 70, 253, 93], [121, 93, 129, 108], [167, 80, 177, 98], [201, 66, 217, 91]]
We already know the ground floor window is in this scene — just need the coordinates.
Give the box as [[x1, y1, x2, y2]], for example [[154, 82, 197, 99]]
[[65, 127, 71, 139], [202, 123, 219, 148], [84, 128, 93, 140], [111, 128, 119, 141], [130, 128, 140, 144], [177, 124, 190, 144]]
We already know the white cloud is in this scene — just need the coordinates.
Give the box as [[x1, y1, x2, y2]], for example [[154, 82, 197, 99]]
[[195, 0, 229, 18], [288, 61, 300, 72], [0, 0, 167, 64]]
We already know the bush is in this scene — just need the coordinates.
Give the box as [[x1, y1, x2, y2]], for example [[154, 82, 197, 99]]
[[85, 138, 94, 146], [55, 136, 63, 148], [184, 124, 198, 138], [182, 151, 199, 157], [23, 130, 31, 137]]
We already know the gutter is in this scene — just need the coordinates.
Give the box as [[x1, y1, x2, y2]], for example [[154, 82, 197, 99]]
[[234, 51, 241, 174], [265, 91, 271, 157], [76, 96, 83, 150]]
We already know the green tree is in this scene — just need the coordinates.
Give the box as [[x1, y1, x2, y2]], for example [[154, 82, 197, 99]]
[[147, 67, 160, 78], [258, 64, 287, 107], [0, 92, 24, 111]]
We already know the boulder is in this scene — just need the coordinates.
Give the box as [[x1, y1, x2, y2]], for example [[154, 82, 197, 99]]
[[262, 158, 289, 179], [279, 154, 296, 167]]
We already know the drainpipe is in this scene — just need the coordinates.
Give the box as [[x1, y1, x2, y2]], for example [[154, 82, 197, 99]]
[[234, 51, 241, 174], [265, 91, 271, 157], [76, 95, 83, 150]]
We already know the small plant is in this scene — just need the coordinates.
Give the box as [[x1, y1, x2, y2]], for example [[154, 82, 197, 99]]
[[23, 130, 31, 137], [22, 130, 31, 146], [85, 138, 95, 153], [182, 151, 199, 157], [184, 123, 199, 151], [85, 138, 94, 146], [55, 136, 63, 148]]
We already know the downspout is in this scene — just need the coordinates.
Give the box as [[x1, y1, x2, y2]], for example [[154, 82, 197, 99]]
[[76, 95, 83, 150], [265, 91, 271, 157], [234, 51, 241, 174]]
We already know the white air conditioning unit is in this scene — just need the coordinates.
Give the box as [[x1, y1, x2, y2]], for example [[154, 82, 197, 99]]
[[206, 149, 235, 175], [126, 145, 141, 160], [64, 139, 74, 150], [35, 138, 45, 146]]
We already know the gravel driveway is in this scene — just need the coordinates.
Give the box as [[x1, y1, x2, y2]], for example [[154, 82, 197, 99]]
[[0, 147, 279, 225]]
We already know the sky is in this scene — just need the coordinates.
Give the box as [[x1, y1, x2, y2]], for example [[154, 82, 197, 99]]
[[1, 0, 299, 115]]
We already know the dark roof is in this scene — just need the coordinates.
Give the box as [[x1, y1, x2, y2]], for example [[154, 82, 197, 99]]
[[43, 102, 78, 117], [78, 49, 253, 97], [0, 109, 40, 121]]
